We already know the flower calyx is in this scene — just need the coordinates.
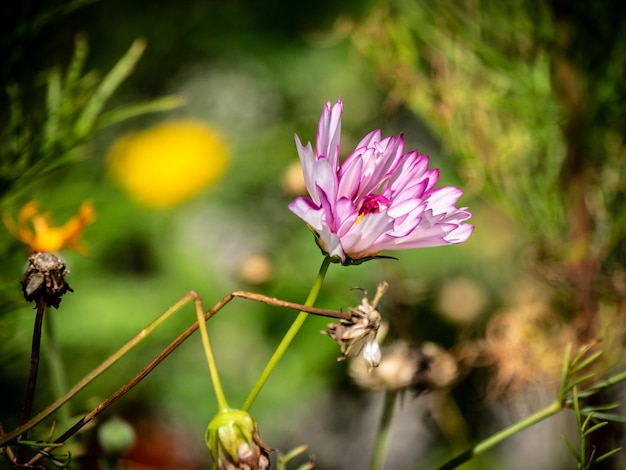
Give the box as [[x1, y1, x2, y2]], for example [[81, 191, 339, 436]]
[[206, 408, 273, 470], [323, 282, 388, 370]]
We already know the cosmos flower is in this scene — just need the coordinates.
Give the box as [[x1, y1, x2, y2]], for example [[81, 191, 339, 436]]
[[289, 100, 474, 264], [4, 201, 95, 254]]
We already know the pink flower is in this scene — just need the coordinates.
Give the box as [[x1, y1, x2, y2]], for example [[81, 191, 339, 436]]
[[289, 100, 474, 264]]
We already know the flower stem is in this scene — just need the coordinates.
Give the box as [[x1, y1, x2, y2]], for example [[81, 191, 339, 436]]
[[370, 390, 397, 470], [193, 294, 229, 411], [437, 399, 563, 470], [18, 298, 46, 459], [43, 312, 71, 431], [242, 256, 331, 411]]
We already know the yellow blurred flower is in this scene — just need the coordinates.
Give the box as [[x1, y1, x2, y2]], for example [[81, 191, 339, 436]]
[[4, 201, 95, 254], [107, 120, 228, 208]]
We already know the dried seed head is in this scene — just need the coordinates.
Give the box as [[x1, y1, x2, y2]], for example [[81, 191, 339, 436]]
[[323, 282, 388, 370], [21, 252, 73, 308]]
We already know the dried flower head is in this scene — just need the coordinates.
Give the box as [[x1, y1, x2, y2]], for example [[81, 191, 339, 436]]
[[205, 408, 272, 470], [4, 201, 95, 254], [21, 252, 73, 308], [350, 341, 459, 393], [323, 282, 388, 370]]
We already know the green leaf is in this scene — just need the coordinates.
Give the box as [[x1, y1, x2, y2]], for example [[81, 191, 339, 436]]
[[577, 370, 626, 398], [74, 38, 147, 138], [580, 403, 620, 413], [595, 447, 622, 463], [570, 350, 603, 375], [16, 439, 64, 449], [64, 33, 89, 90], [570, 344, 595, 367], [558, 343, 572, 400], [561, 434, 580, 460], [96, 95, 186, 130], [45, 67, 63, 144], [277, 444, 315, 470], [279, 444, 309, 463], [567, 373, 596, 392], [295, 463, 315, 470], [583, 421, 607, 437], [581, 412, 595, 431], [584, 412, 626, 424]]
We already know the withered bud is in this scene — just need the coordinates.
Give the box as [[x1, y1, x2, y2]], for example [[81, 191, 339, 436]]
[[21, 252, 73, 308], [323, 282, 388, 370], [350, 341, 459, 393]]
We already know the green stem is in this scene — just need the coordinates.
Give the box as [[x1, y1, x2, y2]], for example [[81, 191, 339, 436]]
[[43, 312, 71, 430], [370, 390, 398, 470], [438, 399, 563, 470], [573, 386, 585, 465], [193, 294, 229, 410], [242, 256, 331, 411]]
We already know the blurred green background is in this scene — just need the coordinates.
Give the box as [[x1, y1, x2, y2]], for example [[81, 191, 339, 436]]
[[1, 0, 625, 469]]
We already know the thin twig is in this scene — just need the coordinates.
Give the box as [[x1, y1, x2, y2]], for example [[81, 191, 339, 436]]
[[27, 290, 349, 465], [230, 289, 348, 320], [28, 293, 215, 466], [1, 289, 349, 453], [0, 422, 17, 465], [0, 292, 198, 447]]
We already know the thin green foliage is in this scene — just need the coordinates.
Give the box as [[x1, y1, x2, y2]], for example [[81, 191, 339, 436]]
[[73, 38, 146, 138], [352, 0, 569, 241], [440, 343, 625, 469], [562, 384, 623, 469], [1, 0, 98, 67], [559, 346, 623, 469], [0, 34, 183, 203], [277, 445, 315, 470]]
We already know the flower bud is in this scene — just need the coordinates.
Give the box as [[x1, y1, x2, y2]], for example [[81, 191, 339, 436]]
[[205, 408, 272, 470], [362, 340, 382, 370], [97, 417, 136, 456]]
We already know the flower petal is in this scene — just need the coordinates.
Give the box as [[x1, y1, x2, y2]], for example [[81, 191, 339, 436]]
[[288, 100, 473, 264]]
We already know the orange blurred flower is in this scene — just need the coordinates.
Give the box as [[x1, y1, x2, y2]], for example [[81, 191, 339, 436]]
[[107, 120, 229, 208], [4, 201, 95, 254]]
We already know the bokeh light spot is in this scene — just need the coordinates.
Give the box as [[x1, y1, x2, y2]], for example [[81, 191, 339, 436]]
[[108, 120, 229, 208]]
